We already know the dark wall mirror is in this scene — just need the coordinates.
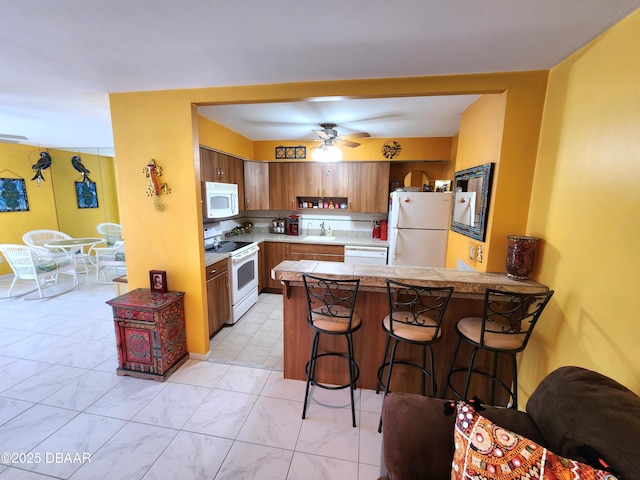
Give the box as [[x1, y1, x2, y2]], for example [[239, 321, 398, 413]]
[[450, 163, 494, 241]]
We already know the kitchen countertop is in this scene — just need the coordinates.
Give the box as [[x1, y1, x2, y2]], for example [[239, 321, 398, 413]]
[[271, 259, 549, 298], [204, 231, 389, 267]]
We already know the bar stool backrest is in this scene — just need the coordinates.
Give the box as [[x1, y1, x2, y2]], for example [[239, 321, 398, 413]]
[[479, 288, 555, 350], [386, 279, 454, 339], [302, 273, 360, 331]]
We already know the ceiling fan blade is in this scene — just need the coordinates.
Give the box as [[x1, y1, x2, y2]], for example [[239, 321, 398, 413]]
[[312, 129, 331, 140], [339, 139, 361, 148], [340, 132, 370, 140]]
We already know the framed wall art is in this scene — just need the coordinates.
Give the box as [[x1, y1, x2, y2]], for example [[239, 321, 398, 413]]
[[75, 180, 99, 209], [0, 177, 30, 212]]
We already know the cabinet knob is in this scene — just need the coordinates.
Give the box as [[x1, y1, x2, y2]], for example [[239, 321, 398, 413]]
[[209, 269, 217, 275]]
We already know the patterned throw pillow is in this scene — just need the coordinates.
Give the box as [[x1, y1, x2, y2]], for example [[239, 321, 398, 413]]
[[451, 401, 618, 480]]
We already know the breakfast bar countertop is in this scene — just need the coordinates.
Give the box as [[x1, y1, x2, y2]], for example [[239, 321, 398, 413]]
[[272, 259, 549, 298]]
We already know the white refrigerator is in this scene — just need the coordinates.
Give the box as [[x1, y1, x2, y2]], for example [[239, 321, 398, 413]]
[[387, 191, 452, 267]]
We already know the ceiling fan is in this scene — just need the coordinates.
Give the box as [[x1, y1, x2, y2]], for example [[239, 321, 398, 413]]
[[312, 123, 370, 149]]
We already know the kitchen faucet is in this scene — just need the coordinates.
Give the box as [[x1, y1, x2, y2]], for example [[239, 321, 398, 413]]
[[320, 222, 325, 236], [308, 222, 312, 235]]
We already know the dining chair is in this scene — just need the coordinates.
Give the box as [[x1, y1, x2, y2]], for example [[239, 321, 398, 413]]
[[92, 241, 126, 282], [96, 223, 123, 246]]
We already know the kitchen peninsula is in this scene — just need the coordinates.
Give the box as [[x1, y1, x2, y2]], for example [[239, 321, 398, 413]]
[[272, 260, 550, 402]]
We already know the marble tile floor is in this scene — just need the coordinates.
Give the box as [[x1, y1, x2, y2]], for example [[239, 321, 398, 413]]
[[208, 293, 284, 370], [0, 271, 383, 479]]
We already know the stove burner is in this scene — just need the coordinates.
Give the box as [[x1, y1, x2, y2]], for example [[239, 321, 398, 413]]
[[206, 240, 252, 253]]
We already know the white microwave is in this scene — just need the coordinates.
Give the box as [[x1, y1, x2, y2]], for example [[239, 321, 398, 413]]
[[205, 182, 239, 219]]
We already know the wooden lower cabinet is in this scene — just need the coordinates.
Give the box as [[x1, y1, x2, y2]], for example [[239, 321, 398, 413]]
[[260, 241, 345, 293], [261, 241, 288, 293], [205, 259, 230, 337]]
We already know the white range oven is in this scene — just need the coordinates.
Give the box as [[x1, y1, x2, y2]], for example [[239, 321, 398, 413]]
[[204, 227, 259, 324], [228, 242, 259, 324]]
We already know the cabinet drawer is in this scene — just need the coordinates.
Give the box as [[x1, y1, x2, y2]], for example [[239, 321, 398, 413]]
[[289, 243, 344, 256], [205, 259, 229, 281]]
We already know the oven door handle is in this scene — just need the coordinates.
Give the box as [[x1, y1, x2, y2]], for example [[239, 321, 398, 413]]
[[231, 245, 259, 263]]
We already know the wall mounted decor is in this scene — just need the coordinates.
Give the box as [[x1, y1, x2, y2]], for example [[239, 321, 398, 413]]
[[382, 140, 402, 159], [450, 163, 495, 241], [71, 155, 92, 184], [31, 151, 52, 186], [75, 180, 99, 209], [275, 146, 306, 159], [143, 159, 171, 211], [0, 177, 29, 212]]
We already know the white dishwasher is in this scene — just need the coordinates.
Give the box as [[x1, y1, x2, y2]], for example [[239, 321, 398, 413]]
[[344, 246, 388, 265]]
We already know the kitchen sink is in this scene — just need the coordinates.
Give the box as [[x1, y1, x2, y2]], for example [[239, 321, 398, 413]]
[[304, 235, 337, 242]]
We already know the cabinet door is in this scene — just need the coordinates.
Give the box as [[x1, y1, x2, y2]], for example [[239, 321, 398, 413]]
[[230, 155, 245, 210], [200, 147, 217, 183], [348, 161, 390, 213], [269, 163, 297, 210], [205, 260, 230, 337], [319, 162, 350, 198], [244, 161, 269, 210], [262, 241, 288, 292]]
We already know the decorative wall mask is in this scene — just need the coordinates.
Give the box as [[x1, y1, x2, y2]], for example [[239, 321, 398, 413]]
[[143, 159, 171, 211], [31, 152, 52, 186], [71, 155, 92, 184]]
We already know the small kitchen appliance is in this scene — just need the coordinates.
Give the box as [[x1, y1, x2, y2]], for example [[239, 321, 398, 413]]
[[271, 219, 287, 234], [204, 182, 239, 219], [287, 215, 300, 236]]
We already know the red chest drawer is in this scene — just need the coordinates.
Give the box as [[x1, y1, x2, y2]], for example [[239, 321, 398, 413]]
[[107, 288, 188, 381]]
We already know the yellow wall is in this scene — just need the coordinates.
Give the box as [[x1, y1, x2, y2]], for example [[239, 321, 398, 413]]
[[253, 137, 452, 162], [109, 72, 548, 356], [0, 144, 118, 276], [446, 93, 507, 272], [197, 115, 253, 158], [519, 10, 640, 399]]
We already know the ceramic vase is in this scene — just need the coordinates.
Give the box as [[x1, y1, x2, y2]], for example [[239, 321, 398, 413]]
[[505, 235, 539, 280]]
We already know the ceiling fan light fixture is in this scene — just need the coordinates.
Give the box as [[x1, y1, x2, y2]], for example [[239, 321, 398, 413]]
[[312, 142, 342, 162]]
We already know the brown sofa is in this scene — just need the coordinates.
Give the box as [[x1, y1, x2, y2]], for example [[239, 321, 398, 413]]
[[379, 366, 640, 479]]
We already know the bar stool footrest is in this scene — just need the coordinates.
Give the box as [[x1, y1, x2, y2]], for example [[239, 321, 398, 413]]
[[306, 352, 360, 391]]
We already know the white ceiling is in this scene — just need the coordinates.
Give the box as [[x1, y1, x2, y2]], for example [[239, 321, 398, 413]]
[[1, 1, 638, 150]]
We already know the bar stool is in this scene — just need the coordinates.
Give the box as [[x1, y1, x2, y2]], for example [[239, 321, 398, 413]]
[[376, 280, 453, 432], [442, 288, 554, 408], [301, 273, 361, 427]]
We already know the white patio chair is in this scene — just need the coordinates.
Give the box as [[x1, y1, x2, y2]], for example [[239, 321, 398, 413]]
[[0, 244, 78, 298], [96, 223, 123, 246], [93, 241, 126, 282], [22, 229, 72, 251]]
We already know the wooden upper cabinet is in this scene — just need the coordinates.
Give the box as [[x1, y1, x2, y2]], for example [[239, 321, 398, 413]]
[[200, 147, 216, 183], [348, 161, 390, 213], [199, 147, 245, 209], [244, 161, 269, 210], [317, 162, 349, 198], [269, 162, 298, 210]]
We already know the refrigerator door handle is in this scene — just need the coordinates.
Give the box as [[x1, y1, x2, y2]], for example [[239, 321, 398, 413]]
[[392, 229, 399, 259], [392, 198, 401, 229]]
